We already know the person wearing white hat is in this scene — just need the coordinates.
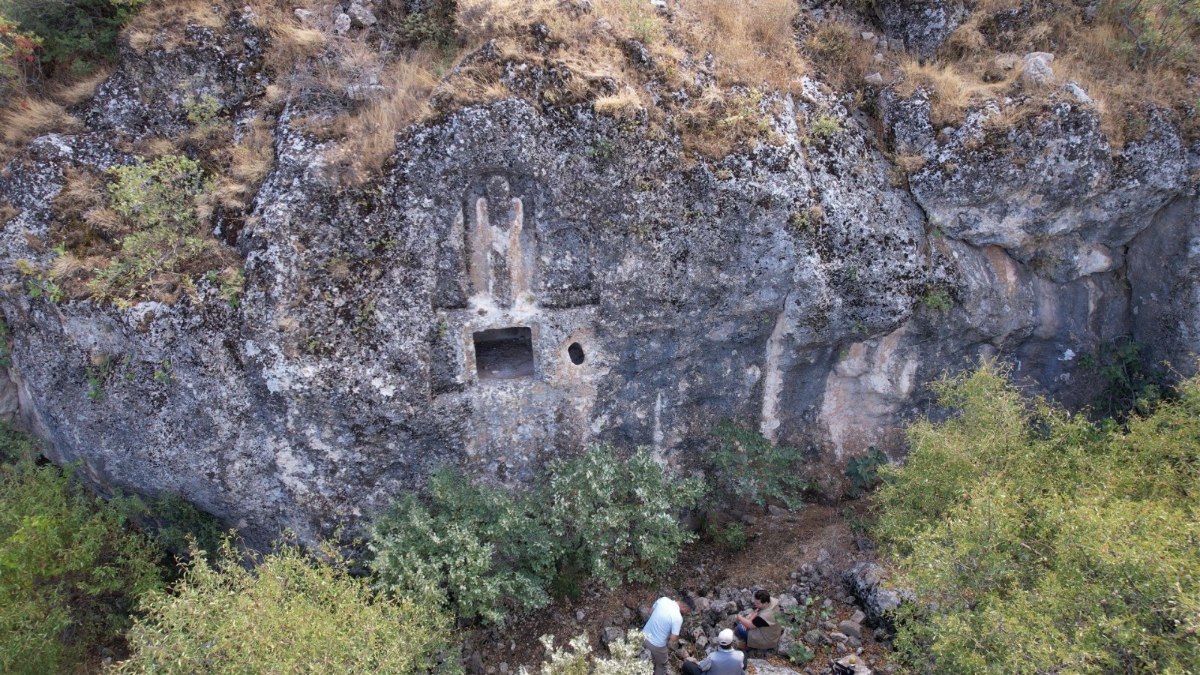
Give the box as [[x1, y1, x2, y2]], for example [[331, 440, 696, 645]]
[[681, 628, 745, 675]]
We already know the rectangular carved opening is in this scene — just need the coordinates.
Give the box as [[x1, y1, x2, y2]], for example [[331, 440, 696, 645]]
[[473, 327, 534, 381]]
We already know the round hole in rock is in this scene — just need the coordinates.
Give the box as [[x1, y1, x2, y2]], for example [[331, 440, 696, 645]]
[[567, 342, 585, 365]]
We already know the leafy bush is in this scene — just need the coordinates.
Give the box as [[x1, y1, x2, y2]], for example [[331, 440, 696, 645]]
[[0, 421, 39, 463], [844, 446, 888, 498], [0, 317, 11, 369], [874, 363, 1200, 673], [126, 491, 225, 565], [1078, 336, 1168, 420], [118, 538, 456, 674], [0, 456, 162, 673], [1102, 0, 1200, 68], [705, 519, 748, 552], [371, 447, 702, 624], [708, 422, 808, 510], [0, 0, 143, 79], [521, 630, 650, 675], [370, 468, 556, 624], [543, 447, 704, 589]]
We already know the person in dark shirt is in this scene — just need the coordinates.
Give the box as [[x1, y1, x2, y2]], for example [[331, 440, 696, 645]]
[[734, 589, 782, 649]]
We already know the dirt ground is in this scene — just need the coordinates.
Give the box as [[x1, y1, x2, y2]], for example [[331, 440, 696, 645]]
[[467, 499, 890, 673]]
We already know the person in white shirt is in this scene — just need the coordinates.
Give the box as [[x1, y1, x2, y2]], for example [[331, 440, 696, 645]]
[[642, 595, 693, 675]]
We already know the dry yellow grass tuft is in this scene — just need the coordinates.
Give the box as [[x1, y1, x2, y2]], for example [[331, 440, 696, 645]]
[[915, 0, 1200, 149], [895, 59, 1009, 128], [804, 19, 873, 92], [593, 87, 645, 120], [1, 99, 80, 146], [679, 0, 803, 88], [0, 201, 18, 226]]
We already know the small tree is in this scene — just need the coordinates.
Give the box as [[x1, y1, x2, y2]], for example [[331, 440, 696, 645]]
[[118, 538, 457, 673], [874, 363, 1200, 672], [0, 457, 162, 673]]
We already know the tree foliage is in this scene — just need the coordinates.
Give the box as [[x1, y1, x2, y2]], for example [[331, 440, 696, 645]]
[[118, 538, 456, 674], [0, 453, 162, 673], [874, 363, 1200, 673], [0, 0, 142, 79]]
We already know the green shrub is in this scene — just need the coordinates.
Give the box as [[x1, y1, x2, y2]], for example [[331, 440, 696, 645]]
[[874, 363, 1200, 673], [708, 422, 808, 510], [844, 446, 888, 498], [0, 317, 11, 369], [1078, 336, 1168, 420], [90, 154, 227, 304], [706, 520, 747, 552], [1102, 0, 1200, 69], [0, 457, 162, 673], [522, 630, 650, 674], [370, 468, 556, 624], [0, 0, 143, 78], [541, 446, 704, 589], [126, 492, 225, 565], [371, 447, 703, 624], [118, 538, 456, 674], [0, 422, 39, 463]]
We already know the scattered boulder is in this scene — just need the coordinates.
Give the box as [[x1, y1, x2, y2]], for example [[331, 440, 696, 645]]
[[347, 2, 378, 27], [1019, 52, 1056, 87], [842, 562, 905, 629]]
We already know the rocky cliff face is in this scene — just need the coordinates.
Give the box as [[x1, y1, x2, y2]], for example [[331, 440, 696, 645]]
[[1, 4, 1197, 545]]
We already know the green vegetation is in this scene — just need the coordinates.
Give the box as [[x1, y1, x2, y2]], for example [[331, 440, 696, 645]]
[[922, 288, 953, 313], [371, 446, 703, 623], [780, 595, 834, 665], [0, 425, 162, 673], [704, 519, 748, 552], [1103, 0, 1200, 68], [708, 422, 808, 510], [0, 318, 10, 369], [0, 0, 142, 80], [874, 363, 1200, 673], [0, 15, 38, 99], [89, 154, 224, 305], [133, 492, 224, 563], [1078, 337, 1168, 420], [118, 538, 455, 674], [524, 630, 649, 674], [844, 446, 887, 498], [811, 115, 843, 138], [543, 446, 703, 588], [370, 467, 556, 624]]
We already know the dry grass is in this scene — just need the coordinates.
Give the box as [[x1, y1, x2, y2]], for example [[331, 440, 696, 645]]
[[593, 87, 645, 120], [48, 68, 113, 107], [0, 202, 18, 226], [915, 0, 1200, 149], [895, 59, 1011, 128], [50, 169, 126, 257], [805, 19, 874, 92], [1, 99, 80, 147], [678, 0, 803, 88]]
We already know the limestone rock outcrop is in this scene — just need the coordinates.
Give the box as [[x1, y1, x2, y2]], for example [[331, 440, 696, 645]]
[[0, 9, 1197, 545]]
